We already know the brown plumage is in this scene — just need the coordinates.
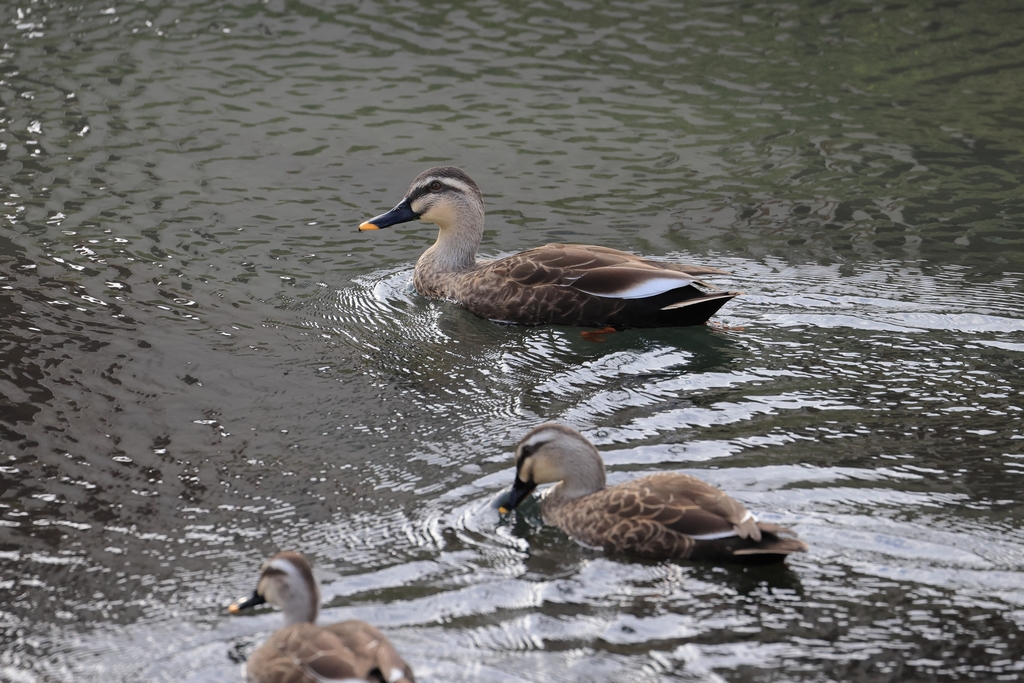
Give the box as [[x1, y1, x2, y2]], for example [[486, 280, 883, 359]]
[[229, 552, 414, 683], [498, 424, 808, 564], [359, 167, 741, 328]]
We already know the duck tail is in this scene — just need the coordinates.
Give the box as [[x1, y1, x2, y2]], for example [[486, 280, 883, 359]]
[[732, 537, 809, 556], [731, 521, 809, 560], [659, 291, 743, 311]]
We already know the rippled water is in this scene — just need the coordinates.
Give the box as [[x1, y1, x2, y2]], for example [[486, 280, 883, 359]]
[[3, 1, 1024, 681]]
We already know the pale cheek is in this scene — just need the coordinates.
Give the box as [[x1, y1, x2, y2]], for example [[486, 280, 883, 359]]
[[421, 203, 457, 228], [518, 461, 533, 482], [530, 460, 561, 485]]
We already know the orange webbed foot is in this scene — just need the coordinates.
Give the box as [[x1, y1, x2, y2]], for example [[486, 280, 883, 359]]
[[581, 326, 618, 342]]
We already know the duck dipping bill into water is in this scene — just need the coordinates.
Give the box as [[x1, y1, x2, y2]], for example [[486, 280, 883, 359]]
[[498, 424, 808, 565], [229, 551, 415, 683], [359, 167, 741, 329]]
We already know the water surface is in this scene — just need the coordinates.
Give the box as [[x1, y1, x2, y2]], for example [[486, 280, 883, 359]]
[[2, 1, 1023, 681]]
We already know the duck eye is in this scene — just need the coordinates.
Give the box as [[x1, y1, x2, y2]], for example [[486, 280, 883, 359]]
[[519, 441, 542, 459], [429, 181, 443, 192]]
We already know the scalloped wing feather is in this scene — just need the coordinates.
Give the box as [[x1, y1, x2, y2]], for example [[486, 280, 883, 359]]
[[497, 245, 710, 291], [245, 622, 415, 683], [545, 473, 806, 561], [247, 623, 361, 683], [571, 244, 733, 276], [444, 244, 738, 327], [640, 473, 762, 541], [323, 621, 415, 683]]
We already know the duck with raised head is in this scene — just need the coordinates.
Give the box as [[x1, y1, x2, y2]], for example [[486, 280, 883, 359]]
[[359, 167, 740, 329], [498, 424, 808, 564], [229, 551, 415, 683]]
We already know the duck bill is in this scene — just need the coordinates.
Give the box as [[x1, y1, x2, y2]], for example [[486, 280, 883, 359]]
[[358, 198, 419, 231], [497, 477, 537, 514], [228, 589, 266, 614]]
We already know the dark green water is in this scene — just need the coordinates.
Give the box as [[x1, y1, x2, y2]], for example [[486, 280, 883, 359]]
[[2, 1, 1023, 681]]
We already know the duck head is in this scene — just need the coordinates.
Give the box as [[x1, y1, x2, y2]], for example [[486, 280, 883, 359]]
[[229, 551, 320, 626], [359, 166, 484, 235], [498, 423, 607, 513]]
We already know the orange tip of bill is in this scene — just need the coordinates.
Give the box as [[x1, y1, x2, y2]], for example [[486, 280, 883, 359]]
[[498, 507, 509, 514], [358, 221, 379, 231], [228, 603, 240, 613]]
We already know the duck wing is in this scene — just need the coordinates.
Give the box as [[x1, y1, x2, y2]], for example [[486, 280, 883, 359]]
[[501, 244, 712, 293], [247, 623, 363, 683], [641, 473, 763, 540], [553, 473, 805, 563], [323, 621, 415, 683], [465, 244, 738, 327], [567, 244, 732, 277]]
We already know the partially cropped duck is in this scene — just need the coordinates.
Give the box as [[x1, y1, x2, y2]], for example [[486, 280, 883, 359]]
[[498, 424, 808, 564], [359, 167, 740, 328], [229, 551, 414, 683]]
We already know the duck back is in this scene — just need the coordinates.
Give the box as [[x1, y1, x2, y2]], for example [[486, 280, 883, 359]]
[[544, 472, 807, 564]]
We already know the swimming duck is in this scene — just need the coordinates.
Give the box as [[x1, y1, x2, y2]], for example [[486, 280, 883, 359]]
[[359, 167, 740, 328], [498, 424, 808, 564], [229, 551, 415, 683]]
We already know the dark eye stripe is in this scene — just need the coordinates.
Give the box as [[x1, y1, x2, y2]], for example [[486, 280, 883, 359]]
[[410, 180, 447, 201], [516, 440, 546, 471]]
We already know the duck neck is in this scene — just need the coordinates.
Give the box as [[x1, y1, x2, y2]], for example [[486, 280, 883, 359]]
[[279, 583, 319, 626], [414, 207, 485, 288], [282, 602, 317, 626], [544, 465, 606, 510]]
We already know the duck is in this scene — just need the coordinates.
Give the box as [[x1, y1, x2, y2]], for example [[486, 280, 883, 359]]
[[498, 424, 808, 564], [229, 551, 415, 683], [359, 167, 740, 329]]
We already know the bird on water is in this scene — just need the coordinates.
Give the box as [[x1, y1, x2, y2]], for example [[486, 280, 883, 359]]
[[229, 551, 415, 683], [359, 167, 740, 329], [498, 424, 808, 564]]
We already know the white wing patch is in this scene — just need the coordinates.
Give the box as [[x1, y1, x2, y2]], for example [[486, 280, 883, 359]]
[[689, 510, 758, 540], [575, 275, 693, 299], [688, 530, 740, 541]]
